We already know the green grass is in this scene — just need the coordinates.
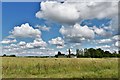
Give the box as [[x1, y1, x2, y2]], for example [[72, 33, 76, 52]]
[[2, 57, 118, 78]]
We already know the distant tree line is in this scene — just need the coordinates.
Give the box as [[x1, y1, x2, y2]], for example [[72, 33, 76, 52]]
[[2, 54, 16, 57], [55, 50, 76, 58], [76, 48, 120, 58], [2, 48, 120, 58]]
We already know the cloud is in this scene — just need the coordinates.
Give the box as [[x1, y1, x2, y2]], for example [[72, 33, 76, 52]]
[[35, 25, 50, 31], [95, 38, 112, 44], [115, 41, 120, 48], [36, 1, 118, 24], [1, 39, 17, 44], [59, 23, 94, 43], [19, 39, 47, 49], [93, 26, 112, 37], [26, 43, 34, 49], [9, 38, 47, 50], [64, 0, 119, 2], [36, 1, 80, 24], [66, 0, 118, 19], [2, 44, 56, 56], [10, 23, 41, 38], [49, 37, 64, 48], [112, 35, 120, 41], [2, 38, 48, 55], [10, 44, 18, 48], [2, 34, 48, 56], [32, 38, 47, 48], [18, 41, 26, 46], [96, 45, 110, 49], [56, 46, 64, 49], [95, 41, 119, 53]]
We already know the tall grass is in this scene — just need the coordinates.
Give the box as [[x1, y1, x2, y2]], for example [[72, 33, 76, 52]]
[[2, 57, 118, 78]]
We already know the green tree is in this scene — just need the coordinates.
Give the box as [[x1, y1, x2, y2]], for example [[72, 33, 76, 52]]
[[3, 54, 6, 57]]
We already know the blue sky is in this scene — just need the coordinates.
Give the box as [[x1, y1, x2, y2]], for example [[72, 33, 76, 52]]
[[2, 2, 111, 41], [2, 2, 63, 42], [1, 1, 119, 56], [2, 2, 40, 39]]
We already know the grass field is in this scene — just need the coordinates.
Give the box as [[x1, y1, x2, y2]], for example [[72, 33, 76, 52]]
[[2, 57, 118, 78]]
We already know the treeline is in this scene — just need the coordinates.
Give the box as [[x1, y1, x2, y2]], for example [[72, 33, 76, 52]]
[[2, 48, 120, 58], [2, 54, 55, 58], [76, 48, 120, 58], [2, 54, 16, 57]]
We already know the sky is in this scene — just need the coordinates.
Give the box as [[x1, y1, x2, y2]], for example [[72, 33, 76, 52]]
[[1, 0, 120, 56]]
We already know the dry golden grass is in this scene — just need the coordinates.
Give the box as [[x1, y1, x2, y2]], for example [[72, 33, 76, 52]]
[[2, 57, 118, 78]]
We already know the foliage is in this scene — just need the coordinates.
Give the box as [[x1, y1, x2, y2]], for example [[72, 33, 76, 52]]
[[2, 54, 16, 57], [76, 48, 120, 58]]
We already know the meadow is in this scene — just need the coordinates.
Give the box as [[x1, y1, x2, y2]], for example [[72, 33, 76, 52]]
[[2, 57, 118, 78]]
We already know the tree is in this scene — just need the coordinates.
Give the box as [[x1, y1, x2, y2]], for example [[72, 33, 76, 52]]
[[9, 55, 16, 57], [58, 51, 61, 55], [88, 48, 96, 58], [96, 48, 104, 58], [68, 49, 71, 58], [112, 51, 117, 57], [75, 48, 119, 58], [3, 54, 6, 57], [104, 51, 111, 57], [119, 50, 120, 54], [76, 49, 80, 58], [55, 51, 62, 58], [84, 48, 91, 57]]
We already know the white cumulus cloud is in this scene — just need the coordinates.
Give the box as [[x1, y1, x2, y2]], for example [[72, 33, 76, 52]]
[[96, 45, 110, 49], [35, 25, 50, 31], [115, 41, 120, 48], [112, 35, 120, 41], [10, 23, 41, 38], [59, 23, 94, 43], [1, 39, 17, 44], [18, 41, 26, 46], [36, 1, 118, 24], [93, 26, 112, 37], [95, 39, 112, 44], [49, 37, 64, 48], [17, 39, 47, 49], [32, 38, 47, 48], [36, 1, 80, 24], [22, 39, 47, 49]]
